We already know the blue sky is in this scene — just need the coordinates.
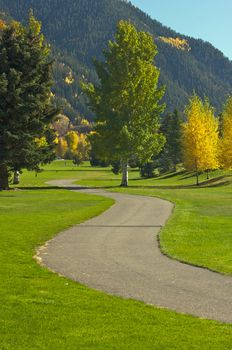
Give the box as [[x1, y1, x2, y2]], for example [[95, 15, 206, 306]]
[[130, 0, 232, 60]]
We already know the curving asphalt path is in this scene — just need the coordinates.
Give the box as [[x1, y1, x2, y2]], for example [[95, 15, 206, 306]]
[[37, 179, 232, 323]]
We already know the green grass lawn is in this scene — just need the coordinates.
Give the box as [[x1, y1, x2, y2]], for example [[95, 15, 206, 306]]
[[1, 161, 232, 349]]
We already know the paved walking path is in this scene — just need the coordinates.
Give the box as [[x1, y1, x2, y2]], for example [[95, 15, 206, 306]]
[[37, 180, 232, 323]]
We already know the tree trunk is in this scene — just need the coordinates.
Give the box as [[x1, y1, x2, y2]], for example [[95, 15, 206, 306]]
[[206, 169, 210, 180], [0, 164, 9, 190], [13, 171, 20, 185], [120, 160, 128, 187], [196, 170, 199, 186]]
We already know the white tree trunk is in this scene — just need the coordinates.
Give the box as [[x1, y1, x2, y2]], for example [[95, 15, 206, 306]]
[[121, 161, 128, 187]]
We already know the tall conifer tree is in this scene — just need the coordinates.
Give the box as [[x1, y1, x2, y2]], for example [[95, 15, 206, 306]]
[[0, 14, 57, 189], [158, 109, 182, 172]]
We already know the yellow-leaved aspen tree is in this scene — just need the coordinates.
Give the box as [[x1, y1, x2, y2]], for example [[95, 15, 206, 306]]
[[57, 137, 68, 158], [78, 134, 90, 160], [72, 134, 90, 165], [66, 131, 79, 155], [182, 95, 219, 185], [220, 96, 232, 169]]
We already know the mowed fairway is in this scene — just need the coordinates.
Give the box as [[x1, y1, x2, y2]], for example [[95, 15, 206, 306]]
[[1, 161, 232, 349]]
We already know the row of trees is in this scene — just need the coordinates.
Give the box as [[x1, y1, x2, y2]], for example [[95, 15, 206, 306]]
[[141, 95, 232, 184], [56, 131, 89, 165], [88, 93, 232, 186], [0, 16, 231, 189], [83, 21, 232, 186], [182, 95, 232, 184]]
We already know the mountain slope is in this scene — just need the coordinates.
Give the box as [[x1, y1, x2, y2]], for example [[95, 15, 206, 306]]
[[0, 0, 232, 119]]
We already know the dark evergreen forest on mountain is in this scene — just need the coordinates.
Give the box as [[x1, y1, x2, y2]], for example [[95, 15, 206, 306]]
[[0, 0, 232, 120]]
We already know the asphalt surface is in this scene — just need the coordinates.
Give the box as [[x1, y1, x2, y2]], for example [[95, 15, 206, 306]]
[[37, 179, 232, 323]]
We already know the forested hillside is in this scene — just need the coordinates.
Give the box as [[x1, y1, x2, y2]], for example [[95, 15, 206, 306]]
[[1, 0, 232, 120]]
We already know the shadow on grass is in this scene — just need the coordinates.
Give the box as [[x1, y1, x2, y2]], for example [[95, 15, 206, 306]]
[[158, 170, 187, 180], [16, 185, 120, 191], [179, 172, 198, 180], [15, 175, 232, 192], [44, 169, 112, 173], [17, 186, 61, 190]]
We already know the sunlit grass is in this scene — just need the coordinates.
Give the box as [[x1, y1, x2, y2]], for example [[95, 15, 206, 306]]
[[1, 161, 231, 349], [20, 161, 232, 274]]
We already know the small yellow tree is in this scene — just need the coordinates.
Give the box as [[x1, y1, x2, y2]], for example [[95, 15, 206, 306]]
[[79, 134, 90, 158], [72, 133, 90, 165], [56, 137, 68, 158], [182, 95, 219, 185], [66, 131, 79, 155], [220, 96, 232, 169]]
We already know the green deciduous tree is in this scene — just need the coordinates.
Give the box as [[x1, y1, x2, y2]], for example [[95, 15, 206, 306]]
[[82, 21, 165, 186], [0, 14, 57, 189]]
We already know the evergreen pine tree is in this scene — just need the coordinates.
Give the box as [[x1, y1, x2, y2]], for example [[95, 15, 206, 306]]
[[167, 109, 183, 170], [156, 109, 182, 172], [0, 14, 57, 189]]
